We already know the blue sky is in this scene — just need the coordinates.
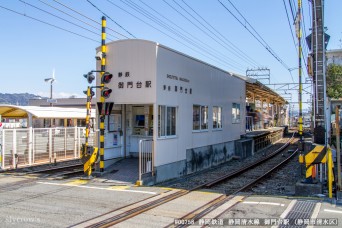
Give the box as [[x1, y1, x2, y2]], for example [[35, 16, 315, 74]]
[[0, 0, 341, 110]]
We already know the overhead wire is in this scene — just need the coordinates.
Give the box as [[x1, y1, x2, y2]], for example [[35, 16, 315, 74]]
[[179, 0, 261, 68], [37, 0, 120, 39], [282, 0, 296, 82], [106, 0, 245, 72], [0, 4, 99, 43], [129, 0, 249, 71], [51, 0, 130, 39], [161, 0, 246, 69], [218, 0, 291, 71], [18, 0, 115, 41], [86, 0, 137, 38], [122, 0, 243, 70]]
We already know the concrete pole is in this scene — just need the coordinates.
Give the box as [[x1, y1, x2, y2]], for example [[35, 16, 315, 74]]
[[336, 105, 341, 190]]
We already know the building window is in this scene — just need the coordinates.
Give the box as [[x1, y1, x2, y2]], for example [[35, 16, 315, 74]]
[[193, 105, 208, 131], [213, 106, 222, 129], [158, 105, 176, 137], [232, 103, 241, 123]]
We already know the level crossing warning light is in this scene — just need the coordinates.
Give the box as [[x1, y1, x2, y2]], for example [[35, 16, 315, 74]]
[[101, 87, 112, 99], [83, 72, 95, 84], [101, 72, 113, 84]]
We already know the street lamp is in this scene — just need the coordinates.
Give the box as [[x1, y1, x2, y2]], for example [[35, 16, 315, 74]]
[[44, 69, 55, 127]]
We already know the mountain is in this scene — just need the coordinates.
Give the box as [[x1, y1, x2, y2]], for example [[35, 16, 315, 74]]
[[0, 93, 45, 106]]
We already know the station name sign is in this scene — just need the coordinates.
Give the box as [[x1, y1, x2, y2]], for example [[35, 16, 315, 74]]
[[167, 74, 190, 83]]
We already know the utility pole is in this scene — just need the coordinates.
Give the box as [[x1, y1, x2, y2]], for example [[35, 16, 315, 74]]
[[297, 0, 303, 147], [311, 0, 327, 144]]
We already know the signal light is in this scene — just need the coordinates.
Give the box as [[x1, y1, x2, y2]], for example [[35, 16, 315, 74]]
[[83, 89, 95, 97], [101, 72, 113, 84], [84, 72, 95, 84], [101, 87, 112, 99]]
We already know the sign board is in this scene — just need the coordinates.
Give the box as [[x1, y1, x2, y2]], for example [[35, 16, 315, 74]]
[[47, 99, 57, 103]]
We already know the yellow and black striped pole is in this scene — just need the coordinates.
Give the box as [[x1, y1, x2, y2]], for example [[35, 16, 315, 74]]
[[85, 86, 92, 147], [298, 0, 303, 144], [99, 16, 106, 172]]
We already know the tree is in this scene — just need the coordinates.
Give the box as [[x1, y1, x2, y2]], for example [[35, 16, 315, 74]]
[[326, 64, 342, 99]]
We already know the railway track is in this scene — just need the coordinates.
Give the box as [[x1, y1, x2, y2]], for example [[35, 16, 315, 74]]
[[73, 133, 298, 228]]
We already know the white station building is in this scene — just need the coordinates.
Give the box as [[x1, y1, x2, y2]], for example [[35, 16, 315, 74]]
[[96, 39, 246, 182]]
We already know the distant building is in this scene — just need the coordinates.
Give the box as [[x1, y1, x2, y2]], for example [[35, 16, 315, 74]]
[[28, 97, 92, 108], [326, 49, 342, 65]]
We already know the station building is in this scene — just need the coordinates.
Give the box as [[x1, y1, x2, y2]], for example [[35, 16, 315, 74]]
[[96, 39, 248, 182]]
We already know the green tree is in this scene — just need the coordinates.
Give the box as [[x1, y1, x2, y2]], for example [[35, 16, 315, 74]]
[[326, 63, 342, 99]]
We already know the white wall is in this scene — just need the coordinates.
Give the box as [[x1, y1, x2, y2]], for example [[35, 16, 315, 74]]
[[155, 45, 245, 166], [101, 39, 246, 168], [96, 40, 157, 104]]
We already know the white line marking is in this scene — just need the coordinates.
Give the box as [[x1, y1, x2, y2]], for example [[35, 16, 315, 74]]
[[279, 200, 297, 218], [307, 203, 322, 228], [36, 181, 157, 195], [243, 201, 285, 206], [242, 201, 258, 204], [324, 209, 342, 214]]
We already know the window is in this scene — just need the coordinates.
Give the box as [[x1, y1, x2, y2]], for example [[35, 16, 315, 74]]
[[232, 103, 241, 123], [213, 106, 222, 129], [158, 105, 176, 137], [193, 105, 208, 131]]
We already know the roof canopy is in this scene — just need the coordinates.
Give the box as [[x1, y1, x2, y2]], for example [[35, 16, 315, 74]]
[[232, 74, 286, 105], [0, 105, 95, 119]]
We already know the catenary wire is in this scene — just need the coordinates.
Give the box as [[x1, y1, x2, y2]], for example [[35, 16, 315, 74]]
[[0, 4, 99, 43], [129, 0, 250, 71], [222, 0, 291, 71], [52, 0, 130, 39], [123, 0, 243, 69], [19, 0, 115, 41], [179, 0, 261, 68], [86, 0, 137, 38], [105, 0, 245, 72], [169, 0, 250, 67], [162, 0, 246, 69], [38, 0, 120, 39]]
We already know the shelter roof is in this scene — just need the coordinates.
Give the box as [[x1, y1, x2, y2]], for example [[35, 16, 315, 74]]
[[0, 105, 95, 119], [232, 74, 286, 105]]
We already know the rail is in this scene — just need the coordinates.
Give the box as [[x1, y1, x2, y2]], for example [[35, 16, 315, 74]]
[[74, 134, 296, 227], [138, 139, 154, 182]]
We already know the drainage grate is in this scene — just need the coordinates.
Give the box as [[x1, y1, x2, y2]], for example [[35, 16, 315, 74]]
[[280, 200, 316, 228]]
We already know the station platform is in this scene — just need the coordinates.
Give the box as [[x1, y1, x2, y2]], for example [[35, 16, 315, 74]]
[[243, 126, 287, 138]]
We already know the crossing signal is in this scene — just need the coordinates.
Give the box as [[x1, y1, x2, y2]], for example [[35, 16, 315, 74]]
[[84, 72, 95, 84], [101, 72, 113, 84], [101, 87, 112, 99], [83, 89, 95, 97]]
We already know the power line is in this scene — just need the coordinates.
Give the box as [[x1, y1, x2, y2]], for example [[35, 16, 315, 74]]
[[126, 0, 247, 71], [19, 0, 113, 41], [282, 0, 296, 83], [180, 0, 261, 68], [161, 0, 246, 69], [38, 0, 120, 40], [218, 0, 291, 71], [51, 0, 130, 39], [0, 4, 99, 43], [105, 0, 244, 72], [86, 0, 136, 38]]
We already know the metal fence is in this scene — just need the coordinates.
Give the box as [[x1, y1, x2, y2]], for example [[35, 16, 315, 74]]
[[138, 139, 154, 182], [0, 127, 95, 170]]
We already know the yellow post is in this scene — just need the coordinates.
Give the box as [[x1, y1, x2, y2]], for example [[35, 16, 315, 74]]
[[99, 16, 106, 172], [327, 147, 334, 198]]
